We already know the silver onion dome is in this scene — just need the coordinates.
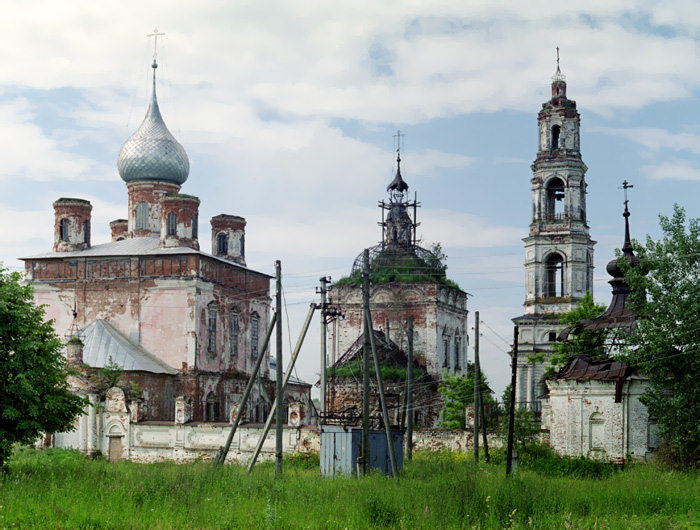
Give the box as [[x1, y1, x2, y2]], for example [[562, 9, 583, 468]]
[[117, 62, 189, 185]]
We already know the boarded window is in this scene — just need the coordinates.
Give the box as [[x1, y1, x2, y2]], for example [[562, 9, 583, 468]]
[[136, 202, 149, 230], [205, 392, 218, 422], [230, 310, 239, 357], [192, 214, 198, 239], [59, 218, 70, 242], [208, 304, 218, 353], [217, 232, 228, 255], [251, 313, 260, 359], [166, 212, 177, 236]]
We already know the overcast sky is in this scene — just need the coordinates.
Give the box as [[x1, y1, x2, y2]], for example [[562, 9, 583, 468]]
[[0, 1, 698, 396]]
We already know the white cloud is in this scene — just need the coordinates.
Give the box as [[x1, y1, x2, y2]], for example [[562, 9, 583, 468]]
[[642, 160, 700, 181], [590, 126, 700, 155], [0, 99, 112, 182]]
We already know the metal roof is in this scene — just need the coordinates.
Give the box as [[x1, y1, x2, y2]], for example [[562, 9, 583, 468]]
[[21, 236, 272, 277], [80, 319, 178, 374]]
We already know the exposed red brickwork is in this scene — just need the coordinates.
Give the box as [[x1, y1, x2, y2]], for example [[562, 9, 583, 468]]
[[210, 214, 246, 265], [110, 219, 128, 241], [53, 198, 92, 252], [160, 195, 200, 250], [126, 181, 180, 236], [328, 379, 441, 428]]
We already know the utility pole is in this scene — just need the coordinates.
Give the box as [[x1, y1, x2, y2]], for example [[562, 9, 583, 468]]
[[473, 311, 480, 465], [275, 260, 283, 478], [360, 248, 371, 476], [365, 308, 398, 478], [247, 304, 316, 473], [506, 326, 519, 477], [480, 381, 490, 463], [406, 316, 414, 461], [319, 276, 329, 416], [215, 312, 277, 465]]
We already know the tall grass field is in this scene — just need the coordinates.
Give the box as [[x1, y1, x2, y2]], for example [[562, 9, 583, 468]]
[[0, 446, 697, 528]]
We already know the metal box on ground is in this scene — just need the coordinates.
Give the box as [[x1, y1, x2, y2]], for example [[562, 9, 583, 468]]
[[320, 425, 403, 477]]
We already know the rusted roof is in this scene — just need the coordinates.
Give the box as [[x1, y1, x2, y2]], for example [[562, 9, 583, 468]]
[[551, 355, 638, 382]]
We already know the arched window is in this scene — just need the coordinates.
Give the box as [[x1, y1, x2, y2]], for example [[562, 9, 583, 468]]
[[205, 392, 218, 422], [216, 232, 228, 255], [135, 202, 149, 230], [551, 125, 561, 150], [166, 212, 177, 237], [59, 218, 70, 242], [192, 214, 198, 239], [545, 253, 564, 297], [454, 334, 461, 370], [586, 252, 593, 293], [250, 312, 260, 359], [207, 303, 218, 353], [442, 329, 450, 368], [230, 309, 239, 358], [545, 177, 566, 219], [83, 220, 90, 244]]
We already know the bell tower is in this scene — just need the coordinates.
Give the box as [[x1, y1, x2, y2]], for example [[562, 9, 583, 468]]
[[513, 51, 596, 411]]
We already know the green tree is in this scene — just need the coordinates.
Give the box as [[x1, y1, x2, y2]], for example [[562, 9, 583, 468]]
[[438, 364, 492, 429], [529, 292, 607, 378], [498, 385, 540, 449], [498, 407, 540, 450], [0, 267, 86, 470], [619, 205, 699, 462]]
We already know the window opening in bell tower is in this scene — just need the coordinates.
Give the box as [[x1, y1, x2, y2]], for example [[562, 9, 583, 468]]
[[552, 124, 560, 150], [545, 253, 564, 297], [545, 177, 566, 219]]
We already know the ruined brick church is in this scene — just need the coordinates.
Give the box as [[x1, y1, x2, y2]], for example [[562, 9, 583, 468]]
[[326, 150, 469, 427], [23, 57, 310, 459]]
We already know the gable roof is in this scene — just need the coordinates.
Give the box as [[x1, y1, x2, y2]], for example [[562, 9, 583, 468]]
[[80, 319, 178, 375]]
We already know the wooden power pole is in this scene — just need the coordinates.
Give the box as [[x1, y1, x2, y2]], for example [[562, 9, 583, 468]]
[[360, 249, 371, 476], [473, 311, 480, 465], [406, 316, 414, 461], [319, 276, 329, 416], [275, 260, 283, 478], [506, 325, 519, 477]]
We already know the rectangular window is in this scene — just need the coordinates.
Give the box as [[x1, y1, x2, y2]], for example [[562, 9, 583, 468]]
[[208, 308, 217, 353], [136, 202, 149, 230], [230, 312, 238, 357], [443, 338, 450, 367], [166, 212, 177, 237], [251, 316, 259, 359]]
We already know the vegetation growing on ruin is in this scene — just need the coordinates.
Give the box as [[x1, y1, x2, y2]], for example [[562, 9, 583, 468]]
[[1, 446, 697, 528], [327, 358, 426, 381], [335, 243, 462, 290]]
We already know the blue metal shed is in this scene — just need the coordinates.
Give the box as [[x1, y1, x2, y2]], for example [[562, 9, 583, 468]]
[[320, 425, 403, 477]]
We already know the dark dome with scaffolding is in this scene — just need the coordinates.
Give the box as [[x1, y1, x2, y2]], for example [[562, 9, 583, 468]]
[[334, 145, 461, 290], [334, 241, 458, 289]]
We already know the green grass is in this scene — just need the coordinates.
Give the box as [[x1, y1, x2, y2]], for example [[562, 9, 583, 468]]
[[0, 446, 697, 528]]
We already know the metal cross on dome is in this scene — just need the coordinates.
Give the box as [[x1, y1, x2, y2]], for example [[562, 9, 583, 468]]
[[147, 28, 166, 62], [619, 180, 634, 210], [393, 130, 405, 156]]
